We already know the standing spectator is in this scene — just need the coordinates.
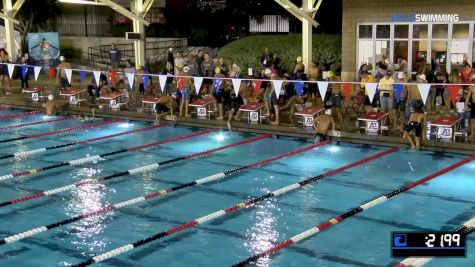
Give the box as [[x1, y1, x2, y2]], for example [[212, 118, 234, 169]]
[[466, 77, 475, 140], [459, 62, 473, 90], [327, 71, 343, 128], [123, 60, 136, 98], [167, 48, 175, 69], [57, 55, 71, 92], [178, 66, 193, 117], [215, 57, 228, 76], [213, 67, 228, 120], [228, 58, 241, 78], [397, 57, 408, 74], [160, 62, 174, 95], [174, 52, 185, 75], [271, 53, 281, 72], [196, 50, 204, 77], [0, 48, 10, 97], [20, 57, 29, 90], [202, 53, 215, 77], [109, 43, 121, 70], [187, 54, 198, 76], [360, 70, 377, 112], [15, 49, 24, 63], [307, 62, 319, 101], [396, 72, 409, 130], [294, 56, 305, 76], [378, 70, 397, 129], [261, 47, 271, 68]]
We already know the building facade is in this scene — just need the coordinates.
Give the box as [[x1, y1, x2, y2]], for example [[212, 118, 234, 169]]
[[342, 0, 475, 81]]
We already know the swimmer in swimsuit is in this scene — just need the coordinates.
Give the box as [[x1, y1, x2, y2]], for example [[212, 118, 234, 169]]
[[403, 100, 426, 150]]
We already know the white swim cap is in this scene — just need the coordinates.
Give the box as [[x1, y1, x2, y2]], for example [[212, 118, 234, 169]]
[[325, 109, 332, 115], [48, 95, 54, 101]]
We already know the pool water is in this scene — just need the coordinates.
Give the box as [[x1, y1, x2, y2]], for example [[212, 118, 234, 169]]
[[0, 108, 473, 267]]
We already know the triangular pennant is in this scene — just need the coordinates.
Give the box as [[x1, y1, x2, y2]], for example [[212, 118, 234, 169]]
[[109, 70, 117, 86], [48, 67, 55, 80], [126, 73, 135, 89], [158, 75, 167, 93], [64, 69, 72, 85], [393, 83, 404, 102], [253, 80, 262, 95], [417, 83, 431, 105], [213, 79, 222, 93], [21, 64, 28, 80], [272, 80, 283, 100], [232, 78, 241, 96], [366, 83, 378, 104], [194, 77, 204, 95], [143, 75, 149, 90], [79, 70, 87, 83], [7, 64, 15, 79], [294, 81, 304, 97], [316, 81, 329, 100], [93, 71, 101, 86], [342, 83, 353, 102], [34, 66, 42, 81], [447, 85, 460, 105]]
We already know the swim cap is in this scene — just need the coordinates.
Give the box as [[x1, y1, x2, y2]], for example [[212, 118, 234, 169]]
[[264, 68, 272, 76], [325, 109, 332, 115], [296, 56, 302, 63], [417, 74, 427, 82], [397, 72, 405, 80], [48, 94, 54, 101], [59, 56, 65, 61], [214, 67, 221, 74], [327, 71, 335, 78], [183, 66, 190, 73]]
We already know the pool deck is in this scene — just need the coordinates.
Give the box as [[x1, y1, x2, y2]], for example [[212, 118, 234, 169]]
[[2, 95, 474, 156]]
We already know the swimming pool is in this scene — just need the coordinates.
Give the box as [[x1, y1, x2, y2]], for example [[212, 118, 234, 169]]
[[0, 107, 473, 267]]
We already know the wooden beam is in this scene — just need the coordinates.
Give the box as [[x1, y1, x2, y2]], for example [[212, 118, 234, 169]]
[[11, 0, 26, 17], [274, 0, 319, 27], [142, 0, 154, 17], [98, 0, 150, 26], [0, 12, 19, 24]]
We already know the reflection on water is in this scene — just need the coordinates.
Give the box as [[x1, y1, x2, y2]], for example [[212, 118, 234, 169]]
[[244, 193, 279, 267], [66, 167, 112, 254]]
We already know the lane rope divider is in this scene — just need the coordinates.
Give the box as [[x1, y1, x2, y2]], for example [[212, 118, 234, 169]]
[[0, 128, 214, 183], [233, 155, 475, 266], [0, 110, 41, 120], [0, 124, 165, 160], [396, 216, 475, 267], [70, 146, 398, 266], [0, 140, 330, 244], [0, 116, 74, 131], [0, 118, 123, 144]]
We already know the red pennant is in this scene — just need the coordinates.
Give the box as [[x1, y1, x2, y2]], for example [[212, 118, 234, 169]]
[[253, 80, 262, 95], [342, 83, 353, 102], [110, 70, 117, 86], [48, 67, 55, 80], [447, 85, 460, 105]]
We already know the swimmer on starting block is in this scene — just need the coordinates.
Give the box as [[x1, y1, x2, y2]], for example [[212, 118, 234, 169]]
[[314, 106, 336, 141]]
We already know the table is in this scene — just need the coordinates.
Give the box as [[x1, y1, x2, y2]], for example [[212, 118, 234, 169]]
[[22, 86, 47, 102], [141, 96, 162, 113], [428, 116, 462, 141], [60, 88, 86, 106], [189, 98, 214, 118], [357, 111, 389, 134], [295, 107, 324, 127], [99, 92, 125, 110], [239, 102, 266, 123]]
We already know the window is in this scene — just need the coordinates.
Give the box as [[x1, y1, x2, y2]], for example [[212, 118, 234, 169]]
[[394, 25, 409, 39], [359, 25, 372, 38], [358, 40, 374, 66], [452, 24, 469, 38], [412, 40, 428, 73], [413, 24, 428, 39], [394, 41, 408, 64], [432, 24, 448, 39], [432, 40, 448, 66], [375, 40, 389, 62], [376, 25, 390, 38]]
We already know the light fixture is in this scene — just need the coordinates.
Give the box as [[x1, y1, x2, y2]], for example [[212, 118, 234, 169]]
[[58, 0, 106, 6]]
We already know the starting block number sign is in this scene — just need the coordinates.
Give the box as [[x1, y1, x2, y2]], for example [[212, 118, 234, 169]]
[[367, 121, 380, 133], [304, 116, 314, 127], [197, 107, 207, 117], [437, 127, 453, 139], [250, 111, 259, 122], [110, 100, 117, 107], [69, 96, 78, 105], [32, 93, 39, 102]]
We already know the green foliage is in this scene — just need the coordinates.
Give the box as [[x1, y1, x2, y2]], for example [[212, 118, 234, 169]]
[[189, 27, 209, 46], [218, 34, 342, 73], [60, 46, 81, 61]]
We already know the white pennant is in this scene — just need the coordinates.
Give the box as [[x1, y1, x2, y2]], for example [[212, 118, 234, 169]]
[[193, 77, 203, 95], [232, 78, 242, 96], [93, 71, 101, 86], [64, 69, 72, 85], [34, 66, 42, 81], [366, 83, 378, 104], [158, 75, 167, 93], [272, 80, 283, 100], [126, 73, 135, 89], [417, 83, 431, 105], [316, 81, 329, 100], [7, 64, 15, 79]]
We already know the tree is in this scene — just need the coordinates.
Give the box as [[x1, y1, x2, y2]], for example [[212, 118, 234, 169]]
[[1, 0, 62, 51]]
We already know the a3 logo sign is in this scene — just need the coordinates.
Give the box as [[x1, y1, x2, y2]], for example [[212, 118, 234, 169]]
[[437, 127, 452, 139], [250, 112, 259, 122], [32, 93, 39, 102], [367, 121, 379, 133], [197, 107, 207, 117]]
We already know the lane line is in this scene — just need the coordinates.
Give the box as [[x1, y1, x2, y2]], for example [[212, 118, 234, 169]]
[[0, 141, 329, 243], [0, 116, 74, 131], [0, 128, 215, 183], [70, 147, 398, 266], [0, 110, 40, 120], [233, 155, 475, 266], [0, 119, 123, 144]]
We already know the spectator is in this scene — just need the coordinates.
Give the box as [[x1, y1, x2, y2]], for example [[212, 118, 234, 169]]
[[123, 60, 136, 97], [360, 70, 377, 112], [15, 49, 24, 63], [459, 62, 473, 90], [196, 50, 204, 77], [215, 57, 228, 76], [167, 48, 175, 69], [294, 56, 305, 76], [307, 62, 319, 101], [109, 43, 121, 70], [379, 70, 397, 129], [327, 71, 343, 128], [271, 53, 281, 72], [174, 52, 185, 75], [0, 48, 10, 97], [466, 76, 475, 140], [213, 67, 228, 120], [178, 66, 192, 117], [268, 73, 281, 125], [187, 54, 199, 76], [20, 57, 29, 90], [160, 62, 174, 95], [136, 66, 147, 95], [202, 52, 214, 77], [397, 57, 408, 74], [57, 55, 71, 92], [228, 58, 241, 78], [374, 61, 387, 82], [396, 72, 409, 130], [403, 99, 426, 150], [261, 47, 271, 68]]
